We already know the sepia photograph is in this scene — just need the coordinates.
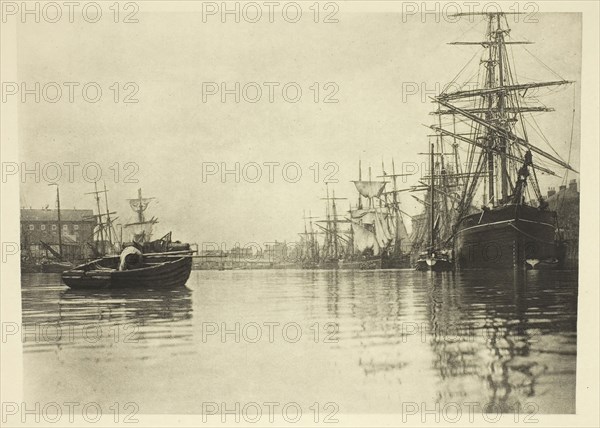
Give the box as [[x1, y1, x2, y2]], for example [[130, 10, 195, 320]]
[[1, 1, 598, 426]]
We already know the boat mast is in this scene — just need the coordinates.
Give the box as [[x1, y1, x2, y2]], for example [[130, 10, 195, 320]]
[[93, 182, 105, 254], [84, 184, 117, 254], [368, 167, 372, 208], [325, 184, 331, 258], [432, 12, 576, 216], [308, 210, 316, 261], [392, 159, 399, 251], [332, 189, 339, 259], [136, 188, 145, 223], [485, 16, 496, 205], [309, 211, 318, 261], [496, 15, 509, 202], [49, 183, 63, 258], [358, 159, 363, 209], [103, 182, 113, 250], [430, 142, 435, 250]]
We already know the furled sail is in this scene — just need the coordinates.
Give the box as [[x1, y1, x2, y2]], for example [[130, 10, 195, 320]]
[[352, 181, 387, 199]]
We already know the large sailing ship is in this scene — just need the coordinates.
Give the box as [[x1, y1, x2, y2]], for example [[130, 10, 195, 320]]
[[427, 12, 577, 270]]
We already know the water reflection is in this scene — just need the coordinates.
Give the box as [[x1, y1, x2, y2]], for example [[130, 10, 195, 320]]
[[315, 269, 577, 412], [21, 269, 577, 413], [21, 276, 193, 355]]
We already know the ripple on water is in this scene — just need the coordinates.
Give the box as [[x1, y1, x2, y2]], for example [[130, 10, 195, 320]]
[[20, 269, 577, 414]]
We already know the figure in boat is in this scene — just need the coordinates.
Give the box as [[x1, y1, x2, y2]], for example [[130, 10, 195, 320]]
[[62, 188, 194, 289]]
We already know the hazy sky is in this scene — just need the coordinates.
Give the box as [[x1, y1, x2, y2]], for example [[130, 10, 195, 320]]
[[16, 7, 581, 248]]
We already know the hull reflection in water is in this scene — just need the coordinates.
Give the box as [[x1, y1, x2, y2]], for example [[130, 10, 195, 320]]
[[21, 269, 576, 414], [21, 278, 193, 355]]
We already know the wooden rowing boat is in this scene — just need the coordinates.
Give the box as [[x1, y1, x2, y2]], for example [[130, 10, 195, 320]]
[[61, 251, 193, 289]]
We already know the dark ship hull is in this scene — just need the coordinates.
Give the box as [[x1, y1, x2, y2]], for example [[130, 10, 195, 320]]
[[381, 253, 411, 269], [455, 204, 559, 270]]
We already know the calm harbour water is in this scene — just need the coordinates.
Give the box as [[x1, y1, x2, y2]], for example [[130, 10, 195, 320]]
[[21, 269, 577, 415]]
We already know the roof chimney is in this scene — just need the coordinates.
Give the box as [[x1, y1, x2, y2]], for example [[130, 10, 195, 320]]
[[547, 187, 556, 198], [569, 179, 578, 191], [559, 184, 567, 191]]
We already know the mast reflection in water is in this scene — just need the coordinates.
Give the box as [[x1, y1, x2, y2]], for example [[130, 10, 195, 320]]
[[21, 269, 576, 414]]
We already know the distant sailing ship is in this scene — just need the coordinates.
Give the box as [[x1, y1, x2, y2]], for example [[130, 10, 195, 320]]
[[349, 161, 411, 269], [85, 182, 120, 258], [298, 211, 321, 269], [414, 143, 454, 271], [378, 160, 412, 268], [298, 162, 413, 270], [122, 188, 191, 253], [314, 185, 349, 269], [125, 188, 159, 245], [424, 12, 577, 270]]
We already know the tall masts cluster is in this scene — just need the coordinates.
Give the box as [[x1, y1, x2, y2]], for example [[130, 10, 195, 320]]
[[84, 182, 118, 255], [431, 12, 575, 216], [318, 185, 347, 260]]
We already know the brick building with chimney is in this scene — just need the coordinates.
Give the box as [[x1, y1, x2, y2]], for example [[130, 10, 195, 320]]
[[546, 179, 579, 267], [20, 208, 96, 262]]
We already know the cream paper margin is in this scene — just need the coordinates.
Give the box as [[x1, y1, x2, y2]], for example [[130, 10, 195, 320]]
[[0, 1, 598, 427]]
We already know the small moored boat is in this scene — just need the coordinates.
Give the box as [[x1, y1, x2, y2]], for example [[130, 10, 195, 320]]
[[61, 250, 193, 289], [415, 250, 453, 272]]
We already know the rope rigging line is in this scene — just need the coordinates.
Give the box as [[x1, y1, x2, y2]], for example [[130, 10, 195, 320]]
[[440, 48, 483, 95]]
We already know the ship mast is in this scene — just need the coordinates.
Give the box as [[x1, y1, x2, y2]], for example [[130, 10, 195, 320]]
[[93, 182, 105, 254], [358, 159, 363, 209], [103, 182, 113, 249], [308, 210, 319, 261], [125, 188, 157, 243], [49, 183, 63, 258], [135, 188, 145, 223], [332, 189, 339, 259], [496, 15, 509, 202], [376, 159, 412, 254], [431, 12, 576, 217], [318, 185, 347, 260], [484, 15, 496, 205], [430, 142, 435, 250], [84, 183, 117, 255]]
